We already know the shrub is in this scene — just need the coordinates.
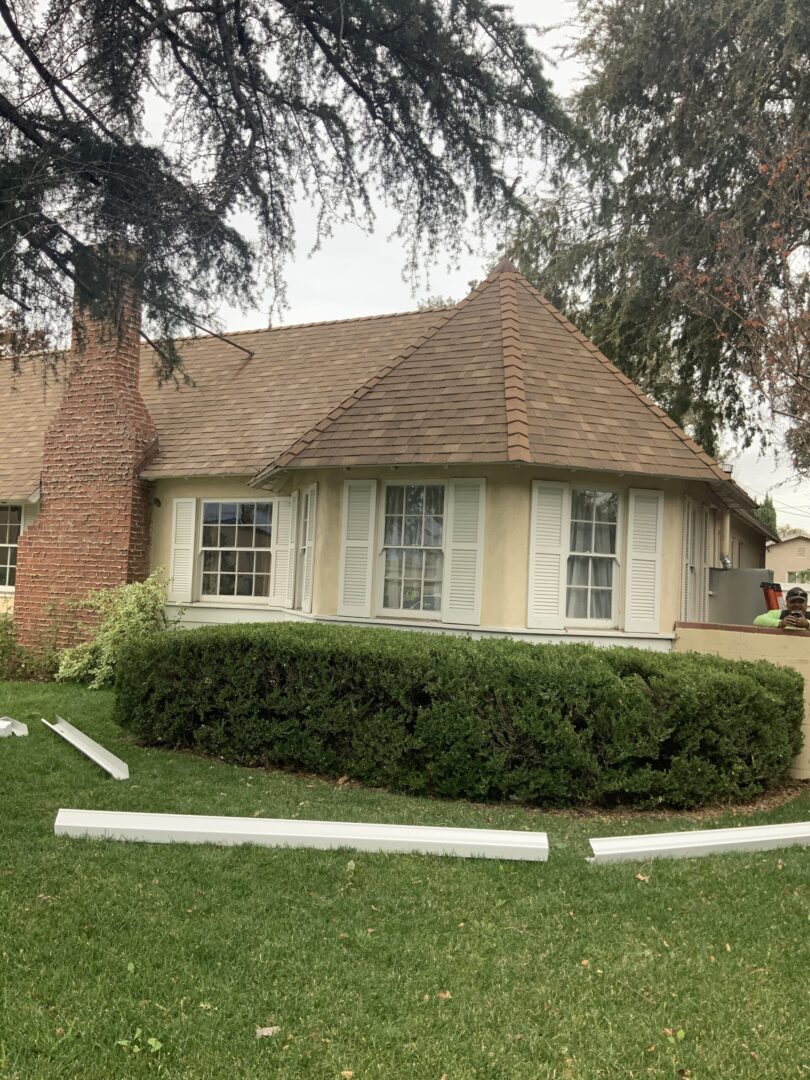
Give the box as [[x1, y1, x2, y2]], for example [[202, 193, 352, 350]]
[[0, 613, 58, 681], [114, 623, 804, 808], [57, 571, 173, 689]]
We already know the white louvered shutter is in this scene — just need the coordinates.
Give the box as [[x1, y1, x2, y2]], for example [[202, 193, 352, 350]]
[[271, 497, 293, 607], [168, 498, 196, 603], [697, 506, 710, 623], [527, 481, 568, 629], [301, 483, 317, 613], [338, 480, 377, 617], [285, 490, 299, 607], [442, 479, 485, 625], [681, 499, 695, 620], [624, 489, 664, 633]]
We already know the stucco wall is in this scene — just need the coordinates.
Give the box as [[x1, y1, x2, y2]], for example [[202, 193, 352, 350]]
[[674, 623, 810, 779], [767, 536, 810, 583], [151, 466, 692, 636]]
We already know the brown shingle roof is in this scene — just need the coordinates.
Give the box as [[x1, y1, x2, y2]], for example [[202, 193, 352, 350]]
[[0, 309, 443, 496], [257, 265, 734, 487]]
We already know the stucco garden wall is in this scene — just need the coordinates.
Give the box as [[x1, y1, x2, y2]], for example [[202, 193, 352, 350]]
[[674, 622, 810, 778]]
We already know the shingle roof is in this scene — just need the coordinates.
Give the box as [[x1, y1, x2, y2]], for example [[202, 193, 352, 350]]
[[0, 263, 754, 509], [256, 264, 734, 486]]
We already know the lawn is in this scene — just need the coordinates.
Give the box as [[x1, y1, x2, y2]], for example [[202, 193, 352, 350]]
[[1, 681, 809, 1079]]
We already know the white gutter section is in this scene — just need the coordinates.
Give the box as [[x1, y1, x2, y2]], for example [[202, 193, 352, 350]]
[[589, 821, 810, 863], [0, 717, 28, 737], [54, 809, 549, 861], [42, 717, 129, 780]]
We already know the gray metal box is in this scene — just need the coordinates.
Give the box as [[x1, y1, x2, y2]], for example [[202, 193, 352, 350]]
[[708, 568, 774, 626]]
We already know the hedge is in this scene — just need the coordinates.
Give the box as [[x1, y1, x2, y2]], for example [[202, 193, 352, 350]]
[[114, 623, 804, 808]]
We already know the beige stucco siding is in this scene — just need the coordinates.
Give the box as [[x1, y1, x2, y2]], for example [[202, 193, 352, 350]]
[[674, 624, 810, 778], [151, 466, 699, 636], [767, 536, 810, 583]]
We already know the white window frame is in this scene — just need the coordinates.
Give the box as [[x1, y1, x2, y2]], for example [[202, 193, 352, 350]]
[[0, 503, 24, 594], [196, 498, 278, 605], [564, 487, 623, 629], [375, 480, 447, 621]]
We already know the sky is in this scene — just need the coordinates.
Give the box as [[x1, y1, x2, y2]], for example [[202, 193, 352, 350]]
[[213, 0, 810, 531]]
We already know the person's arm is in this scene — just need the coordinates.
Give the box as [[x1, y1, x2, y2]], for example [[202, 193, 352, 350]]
[[753, 610, 782, 627]]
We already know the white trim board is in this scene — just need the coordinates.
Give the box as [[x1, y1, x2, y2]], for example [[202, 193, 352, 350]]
[[0, 717, 28, 737], [42, 717, 129, 780], [589, 821, 810, 863], [54, 809, 549, 861]]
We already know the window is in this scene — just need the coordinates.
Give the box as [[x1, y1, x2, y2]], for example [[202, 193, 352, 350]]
[[381, 484, 444, 612], [566, 490, 618, 620], [200, 500, 272, 598], [0, 505, 22, 588]]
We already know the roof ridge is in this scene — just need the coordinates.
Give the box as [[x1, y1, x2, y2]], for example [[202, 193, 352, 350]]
[[514, 275, 731, 484], [250, 278, 498, 483], [142, 307, 451, 350], [498, 273, 531, 463]]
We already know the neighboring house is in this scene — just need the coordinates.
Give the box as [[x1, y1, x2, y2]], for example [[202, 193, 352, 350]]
[[766, 531, 810, 586], [0, 260, 774, 650]]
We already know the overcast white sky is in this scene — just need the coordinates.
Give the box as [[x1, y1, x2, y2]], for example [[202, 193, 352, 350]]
[[216, 0, 810, 529]]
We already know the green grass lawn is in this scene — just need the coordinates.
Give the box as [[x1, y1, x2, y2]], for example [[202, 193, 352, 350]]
[[1, 681, 809, 1079]]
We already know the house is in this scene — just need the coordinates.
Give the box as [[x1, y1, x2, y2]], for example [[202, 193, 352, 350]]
[[766, 530, 810, 587], [1, 259, 774, 651]]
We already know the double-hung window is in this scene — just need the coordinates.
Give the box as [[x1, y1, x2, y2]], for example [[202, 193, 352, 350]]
[[0, 505, 22, 589], [200, 500, 273, 599], [381, 484, 444, 613], [566, 490, 619, 621]]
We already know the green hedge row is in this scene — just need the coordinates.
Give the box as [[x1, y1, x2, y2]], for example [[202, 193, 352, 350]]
[[114, 623, 804, 808]]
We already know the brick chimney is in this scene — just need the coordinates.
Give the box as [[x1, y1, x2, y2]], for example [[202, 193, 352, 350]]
[[14, 251, 158, 649]]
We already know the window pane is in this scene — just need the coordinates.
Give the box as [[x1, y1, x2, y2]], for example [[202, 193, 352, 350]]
[[202, 573, 217, 594], [567, 555, 589, 587], [220, 550, 236, 574], [423, 550, 443, 579], [384, 515, 403, 545], [594, 524, 616, 554], [237, 551, 254, 572], [592, 559, 614, 588], [403, 515, 422, 546], [425, 486, 444, 515], [0, 507, 9, 525], [595, 492, 618, 523], [424, 515, 443, 547], [591, 589, 613, 619], [423, 587, 441, 611], [219, 526, 235, 548], [7, 566, 15, 587], [0, 566, 7, 587], [219, 573, 236, 595], [239, 503, 254, 524], [405, 486, 424, 514], [385, 549, 404, 579], [384, 579, 402, 608], [236, 525, 254, 548], [202, 503, 219, 524], [566, 588, 588, 618], [255, 574, 270, 597], [203, 550, 218, 572], [255, 551, 271, 575], [9, 547, 16, 566], [255, 524, 272, 548], [571, 490, 594, 520], [402, 582, 422, 609], [202, 525, 218, 547], [404, 549, 423, 578], [385, 486, 404, 514], [255, 504, 272, 525], [8, 523, 20, 544], [236, 574, 253, 596], [570, 521, 593, 552]]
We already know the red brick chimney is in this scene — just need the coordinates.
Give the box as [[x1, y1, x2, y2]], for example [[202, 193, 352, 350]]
[[14, 251, 158, 649]]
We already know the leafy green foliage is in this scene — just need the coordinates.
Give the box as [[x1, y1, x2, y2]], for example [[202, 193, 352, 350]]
[[0, 613, 58, 681], [0, 0, 574, 375], [57, 571, 171, 689], [512, 0, 809, 460], [755, 494, 778, 533], [114, 623, 803, 808]]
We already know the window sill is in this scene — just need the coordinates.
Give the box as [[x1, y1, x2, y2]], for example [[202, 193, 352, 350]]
[[0, 586, 14, 595]]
